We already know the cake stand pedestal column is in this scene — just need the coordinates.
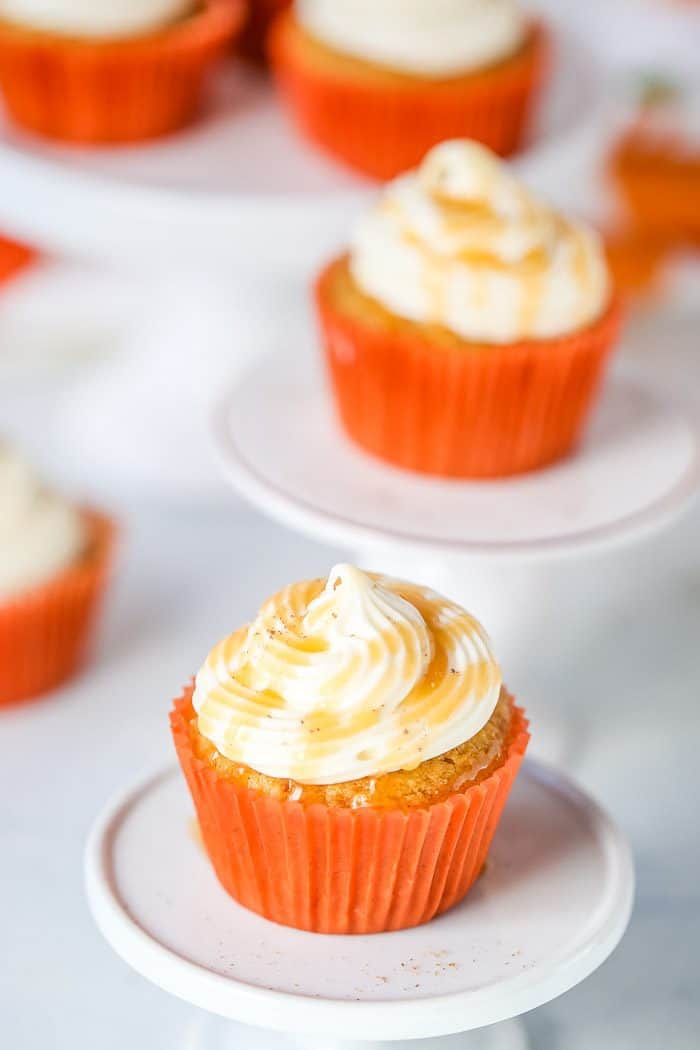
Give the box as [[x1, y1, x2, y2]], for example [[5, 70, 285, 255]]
[[185, 1017, 528, 1049]]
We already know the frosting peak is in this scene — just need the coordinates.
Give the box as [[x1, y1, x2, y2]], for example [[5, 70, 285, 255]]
[[193, 565, 502, 785], [351, 140, 611, 344]]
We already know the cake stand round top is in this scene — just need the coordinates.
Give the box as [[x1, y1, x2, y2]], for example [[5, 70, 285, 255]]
[[0, 28, 603, 272], [85, 760, 633, 1042], [212, 356, 700, 562]]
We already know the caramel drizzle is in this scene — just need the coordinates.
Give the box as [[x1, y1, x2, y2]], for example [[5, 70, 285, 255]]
[[195, 572, 501, 780]]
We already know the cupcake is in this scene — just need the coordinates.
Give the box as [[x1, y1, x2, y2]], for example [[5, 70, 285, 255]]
[[315, 140, 622, 479], [0, 447, 115, 706], [171, 563, 529, 934], [269, 0, 548, 180], [0, 0, 245, 144], [611, 76, 700, 247]]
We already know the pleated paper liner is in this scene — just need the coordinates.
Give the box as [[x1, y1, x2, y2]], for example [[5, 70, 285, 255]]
[[269, 12, 548, 180], [0, 510, 115, 707], [171, 688, 529, 934], [238, 0, 291, 63], [0, 0, 245, 144], [316, 257, 623, 479]]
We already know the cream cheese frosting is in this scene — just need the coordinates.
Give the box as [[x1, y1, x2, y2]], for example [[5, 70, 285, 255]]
[[296, 0, 526, 77], [0, 0, 195, 38], [350, 139, 611, 344], [193, 564, 502, 785], [0, 447, 85, 600]]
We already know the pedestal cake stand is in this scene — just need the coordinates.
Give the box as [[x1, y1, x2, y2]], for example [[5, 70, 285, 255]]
[[86, 760, 634, 1050], [212, 355, 700, 659]]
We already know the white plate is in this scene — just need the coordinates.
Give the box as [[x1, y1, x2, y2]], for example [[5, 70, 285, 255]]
[[212, 357, 700, 562], [85, 760, 633, 1042]]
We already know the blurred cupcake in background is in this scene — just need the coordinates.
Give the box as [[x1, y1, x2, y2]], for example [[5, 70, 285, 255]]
[[316, 140, 622, 478], [172, 563, 529, 933], [0, 0, 246, 143], [0, 447, 115, 707], [611, 74, 700, 247], [269, 0, 548, 179]]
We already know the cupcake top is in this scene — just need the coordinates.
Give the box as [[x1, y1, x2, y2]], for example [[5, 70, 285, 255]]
[[0, 447, 85, 600], [0, 0, 195, 38], [193, 564, 502, 785], [296, 0, 526, 77], [351, 139, 611, 344]]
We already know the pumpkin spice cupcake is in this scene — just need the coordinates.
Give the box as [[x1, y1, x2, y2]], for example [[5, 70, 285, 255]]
[[171, 563, 529, 934], [0, 0, 245, 143], [0, 446, 115, 706], [269, 0, 548, 179], [611, 75, 700, 247], [316, 139, 622, 478]]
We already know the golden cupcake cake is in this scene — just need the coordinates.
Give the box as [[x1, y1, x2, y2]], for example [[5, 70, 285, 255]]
[[0, 0, 245, 143], [171, 564, 529, 934], [316, 139, 623, 478], [269, 0, 548, 178], [0, 446, 115, 706]]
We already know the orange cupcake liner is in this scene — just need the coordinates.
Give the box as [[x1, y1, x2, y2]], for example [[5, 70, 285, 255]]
[[0, 510, 116, 707], [171, 687, 529, 934], [0, 0, 245, 144], [603, 227, 670, 298], [611, 149, 700, 246], [269, 13, 548, 179], [0, 235, 36, 283], [315, 257, 624, 479]]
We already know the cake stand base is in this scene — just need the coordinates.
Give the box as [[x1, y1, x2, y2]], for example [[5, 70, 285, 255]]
[[85, 761, 633, 1047], [185, 1015, 528, 1050]]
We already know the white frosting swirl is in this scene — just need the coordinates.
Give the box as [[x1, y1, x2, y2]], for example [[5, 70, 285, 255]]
[[193, 564, 502, 785], [297, 0, 526, 77], [0, 0, 195, 38], [351, 140, 611, 344], [0, 448, 85, 600]]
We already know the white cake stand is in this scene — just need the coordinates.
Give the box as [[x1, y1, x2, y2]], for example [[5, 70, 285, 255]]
[[212, 354, 700, 661], [85, 760, 634, 1050]]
